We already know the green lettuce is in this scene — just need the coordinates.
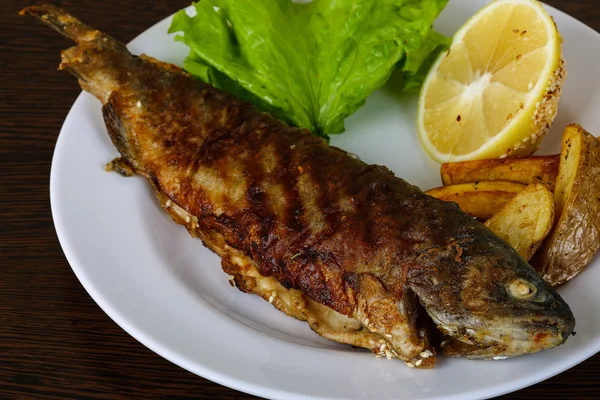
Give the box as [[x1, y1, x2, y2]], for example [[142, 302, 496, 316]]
[[169, 0, 449, 137]]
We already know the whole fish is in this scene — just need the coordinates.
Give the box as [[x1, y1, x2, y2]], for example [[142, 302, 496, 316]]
[[23, 5, 575, 368]]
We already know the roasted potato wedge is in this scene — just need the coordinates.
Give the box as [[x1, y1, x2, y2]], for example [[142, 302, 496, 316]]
[[484, 183, 554, 261], [425, 181, 526, 220], [441, 155, 559, 192], [532, 124, 600, 286]]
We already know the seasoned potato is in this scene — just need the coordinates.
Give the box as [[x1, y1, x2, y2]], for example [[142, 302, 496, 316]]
[[440, 155, 560, 192], [425, 181, 526, 220], [532, 124, 600, 286], [484, 183, 554, 261]]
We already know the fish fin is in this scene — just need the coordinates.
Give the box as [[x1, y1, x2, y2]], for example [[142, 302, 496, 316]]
[[353, 274, 436, 367], [104, 157, 135, 177], [102, 94, 140, 170]]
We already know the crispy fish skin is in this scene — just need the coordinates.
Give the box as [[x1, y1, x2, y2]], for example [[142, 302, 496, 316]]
[[24, 5, 575, 367]]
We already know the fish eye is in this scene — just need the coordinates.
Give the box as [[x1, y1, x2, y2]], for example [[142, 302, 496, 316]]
[[508, 278, 537, 300]]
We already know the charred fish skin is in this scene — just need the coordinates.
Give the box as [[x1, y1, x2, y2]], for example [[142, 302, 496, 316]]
[[23, 5, 574, 366]]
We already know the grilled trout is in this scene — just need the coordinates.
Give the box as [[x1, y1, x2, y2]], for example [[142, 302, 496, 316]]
[[24, 5, 575, 368]]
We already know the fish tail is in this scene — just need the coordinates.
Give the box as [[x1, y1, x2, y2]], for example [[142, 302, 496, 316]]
[[20, 5, 100, 44], [21, 5, 131, 103]]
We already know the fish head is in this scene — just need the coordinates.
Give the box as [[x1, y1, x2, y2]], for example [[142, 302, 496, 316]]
[[408, 236, 575, 359]]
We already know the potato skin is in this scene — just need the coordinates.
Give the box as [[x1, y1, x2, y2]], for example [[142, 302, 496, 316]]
[[532, 124, 600, 286], [440, 155, 559, 192], [425, 181, 525, 220]]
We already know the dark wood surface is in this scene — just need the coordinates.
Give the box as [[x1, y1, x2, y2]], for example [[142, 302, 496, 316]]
[[2, 0, 599, 398]]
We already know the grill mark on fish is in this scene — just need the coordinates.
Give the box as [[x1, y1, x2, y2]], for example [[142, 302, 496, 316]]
[[266, 128, 305, 232], [296, 173, 329, 235], [299, 145, 352, 244], [256, 143, 291, 225]]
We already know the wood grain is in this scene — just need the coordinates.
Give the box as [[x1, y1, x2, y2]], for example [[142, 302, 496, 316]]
[[1, 0, 598, 399]]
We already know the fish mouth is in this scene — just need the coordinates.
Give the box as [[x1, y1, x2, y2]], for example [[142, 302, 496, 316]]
[[437, 319, 573, 359]]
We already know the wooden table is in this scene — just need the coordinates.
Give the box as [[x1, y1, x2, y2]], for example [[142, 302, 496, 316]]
[[2, 0, 599, 398]]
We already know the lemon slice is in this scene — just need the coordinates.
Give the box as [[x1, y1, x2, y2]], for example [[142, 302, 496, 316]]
[[418, 0, 565, 163]]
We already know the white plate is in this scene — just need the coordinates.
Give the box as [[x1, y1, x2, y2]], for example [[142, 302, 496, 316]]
[[51, 1, 600, 399]]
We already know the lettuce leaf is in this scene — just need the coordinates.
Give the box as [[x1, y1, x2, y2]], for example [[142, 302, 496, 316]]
[[169, 0, 449, 137]]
